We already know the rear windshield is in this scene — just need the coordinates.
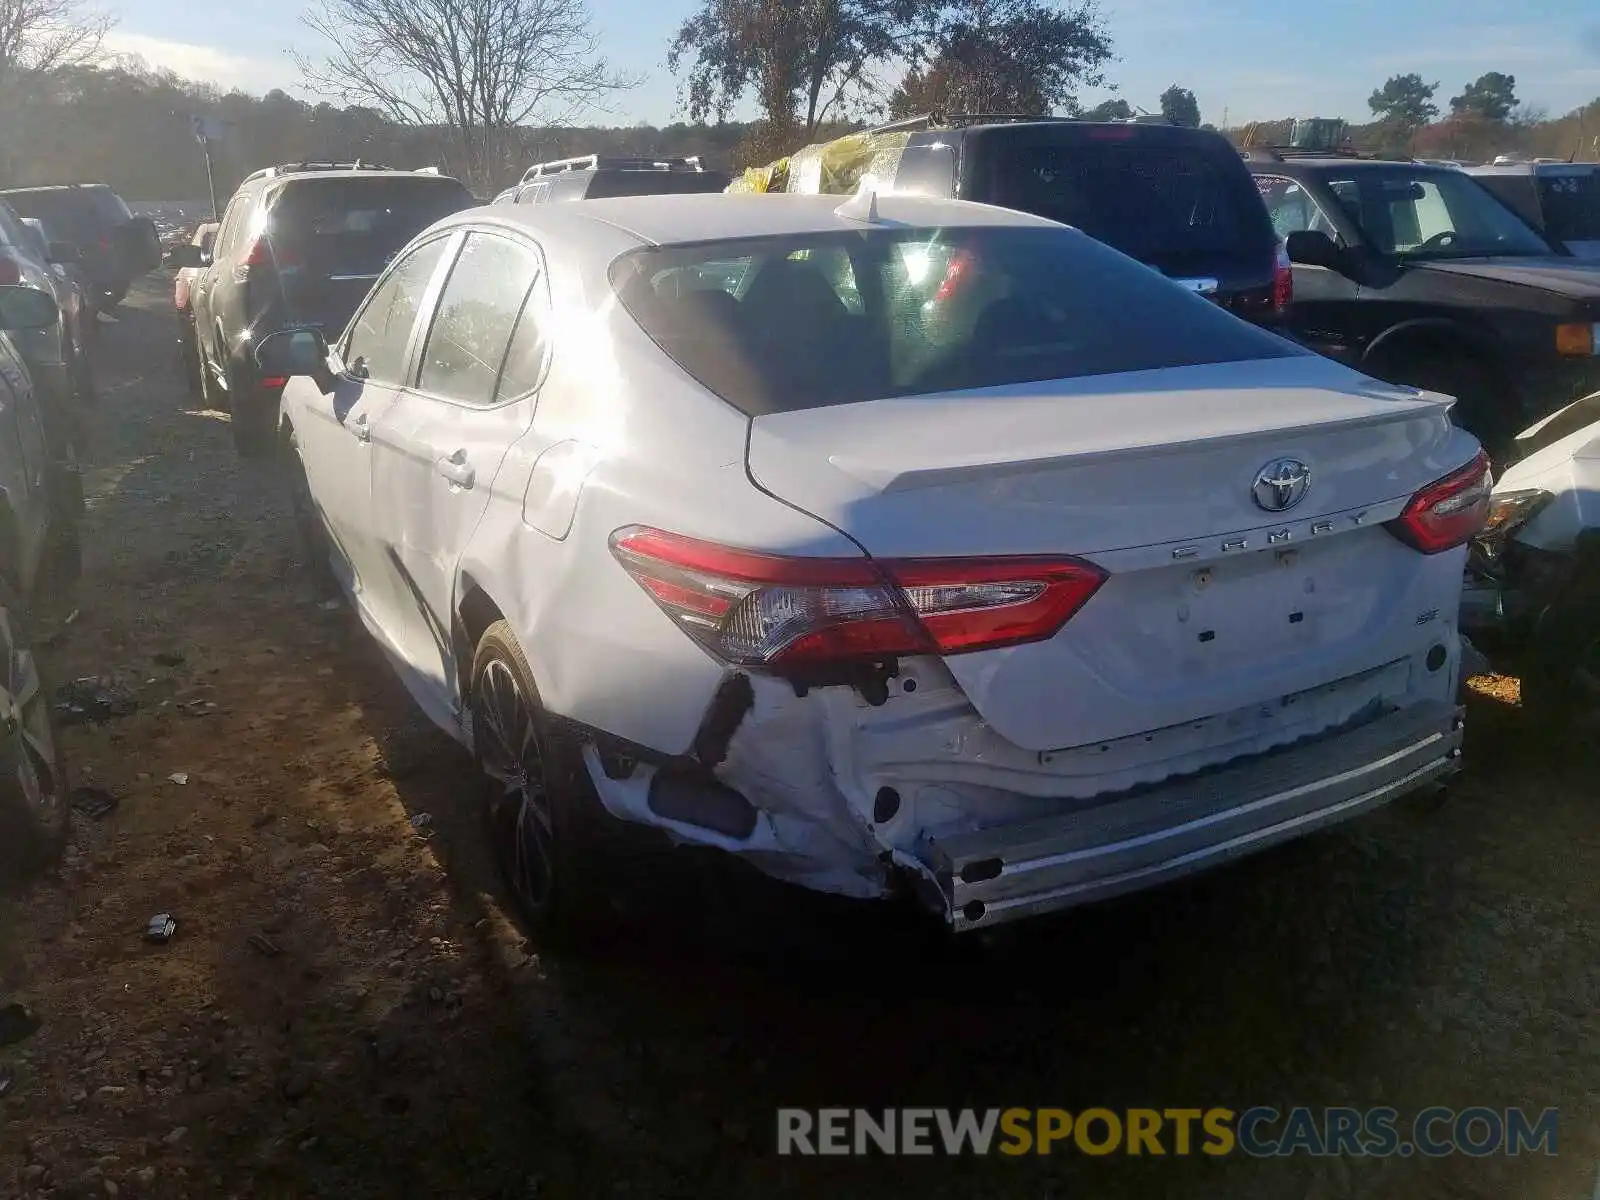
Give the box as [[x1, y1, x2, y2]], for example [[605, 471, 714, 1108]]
[[3, 186, 132, 238], [611, 225, 1304, 417], [972, 132, 1273, 266], [583, 171, 732, 199], [266, 176, 474, 272], [1539, 171, 1600, 242]]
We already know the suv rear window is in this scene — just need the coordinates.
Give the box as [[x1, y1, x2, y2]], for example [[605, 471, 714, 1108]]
[[266, 176, 474, 273], [611, 225, 1303, 416], [583, 171, 732, 199], [2, 186, 132, 240], [1540, 170, 1600, 243], [973, 131, 1273, 267]]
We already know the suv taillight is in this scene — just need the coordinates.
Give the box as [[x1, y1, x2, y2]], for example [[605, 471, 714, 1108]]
[[1385, 451, 1493, 554], [1273, 241, 1293, 313], [610, 526, 1107, 670]]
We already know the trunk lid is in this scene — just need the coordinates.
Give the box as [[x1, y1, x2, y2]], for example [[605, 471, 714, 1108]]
[[746, 355, 1465, 751]]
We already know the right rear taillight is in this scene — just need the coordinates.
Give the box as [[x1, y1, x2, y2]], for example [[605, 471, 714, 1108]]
[[0, 255, 21, 286], [1386, 450, 1493, 554], [609, 526, 1107, 672]]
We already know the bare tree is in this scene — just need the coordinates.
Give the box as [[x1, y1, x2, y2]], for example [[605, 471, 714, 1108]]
[[296, 0, 639, 189], [0, 0, 111, 89]]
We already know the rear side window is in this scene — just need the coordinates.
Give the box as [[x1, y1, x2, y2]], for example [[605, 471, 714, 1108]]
[[611, 225, 1304, 417], [1540, 171, 1600, 243], [417, 232, 541, 405], [268, 177, 474, 276], [974, 133, 1272, 265]]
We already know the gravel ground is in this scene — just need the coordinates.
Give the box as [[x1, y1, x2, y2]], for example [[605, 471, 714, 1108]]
[[0, 280, 1596, 1199]]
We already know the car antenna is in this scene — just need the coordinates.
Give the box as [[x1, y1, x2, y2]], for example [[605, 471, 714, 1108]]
[[835, 187, 879, 223]]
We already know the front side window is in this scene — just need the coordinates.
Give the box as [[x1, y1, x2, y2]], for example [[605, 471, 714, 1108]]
[[611, 225, 1306, 417], [342, 235, 450, 384], [1324, 169, 1554, 259], [417, 231, 541, 405]]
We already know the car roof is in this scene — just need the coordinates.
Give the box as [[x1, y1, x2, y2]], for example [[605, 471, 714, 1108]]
[[260, 169, 464, 186], [1248, 158, 1458, 174], [0, 183, 116, 195], [1467, 162, 1600, 176], [453, 191, 1065, 247]]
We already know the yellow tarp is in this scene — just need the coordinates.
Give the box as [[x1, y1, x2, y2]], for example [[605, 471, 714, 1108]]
[[725, 131, 910, 197]]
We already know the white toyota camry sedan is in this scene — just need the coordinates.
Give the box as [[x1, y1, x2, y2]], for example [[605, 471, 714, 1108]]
[[257, 191, 1487, 934]]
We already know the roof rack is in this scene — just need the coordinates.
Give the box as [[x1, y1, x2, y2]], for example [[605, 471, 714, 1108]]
[[238, 160, 398, 185], [517, 154, 708, 184]]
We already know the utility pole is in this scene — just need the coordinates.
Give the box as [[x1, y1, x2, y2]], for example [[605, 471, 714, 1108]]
[[190, 115, 225, 218]]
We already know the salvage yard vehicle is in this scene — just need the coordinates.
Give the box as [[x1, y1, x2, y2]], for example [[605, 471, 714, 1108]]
[[1461, 389, 1600, 717], [171, 221, 219, 399], [0, 183, 160, 312], [258, 192, 1485, 935], [731, 117, 1294, 332], [1249, 155, 1600, 459], [0, 285, 79, 881], [166, 162, 475, 458], [498, 154, 731, 206], [1467, 161, 1600, 260]]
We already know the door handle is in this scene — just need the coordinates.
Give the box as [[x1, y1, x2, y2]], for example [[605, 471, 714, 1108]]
[[350, 412, 371, 443], [436, 450, 475, 489]]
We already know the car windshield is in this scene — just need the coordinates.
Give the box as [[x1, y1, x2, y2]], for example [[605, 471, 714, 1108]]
[[1323, 168, 1555, 259], [610, 224, 1305, 417]]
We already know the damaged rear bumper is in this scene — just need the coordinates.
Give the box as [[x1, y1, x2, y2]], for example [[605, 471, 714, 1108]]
[[924, 700, 1464, 932]]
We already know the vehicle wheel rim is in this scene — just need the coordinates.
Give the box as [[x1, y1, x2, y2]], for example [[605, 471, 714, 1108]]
[[0, 610, 60, 830], [476, 659, 554, 913]]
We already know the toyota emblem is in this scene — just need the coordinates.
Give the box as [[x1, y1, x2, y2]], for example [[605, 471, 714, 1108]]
[[1252, 458, 1311, 513]]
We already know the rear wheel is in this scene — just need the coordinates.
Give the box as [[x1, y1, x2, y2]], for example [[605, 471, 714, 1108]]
[[179, 322, 202, 399], [471, 621, 616, 940], [227, 365, 278, 460], [0, 582, 68, 883], [1520, 599, 1600, 727], [287, 439, 338, 598]]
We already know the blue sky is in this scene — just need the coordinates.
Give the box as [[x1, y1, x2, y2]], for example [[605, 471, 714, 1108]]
[[111, 0, 1600, 127]]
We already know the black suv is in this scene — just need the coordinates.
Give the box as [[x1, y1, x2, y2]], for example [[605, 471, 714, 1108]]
[[0, 183, 161, 311], [496, 154, 731, 205], [170, 162, 474, 457], [1249, 151, 1600, 457], [785, 115, 1290, 329]]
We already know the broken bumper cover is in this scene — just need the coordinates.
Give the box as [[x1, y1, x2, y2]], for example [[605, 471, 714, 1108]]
[[924, 700, 1464, 932]]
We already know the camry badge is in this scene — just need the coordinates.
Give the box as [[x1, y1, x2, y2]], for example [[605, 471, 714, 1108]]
[[1252, 458, 1311, 513]]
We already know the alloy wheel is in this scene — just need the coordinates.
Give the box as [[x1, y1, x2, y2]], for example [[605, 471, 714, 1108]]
[[0, 608, 62, 837], [475, 658, 555, 915]]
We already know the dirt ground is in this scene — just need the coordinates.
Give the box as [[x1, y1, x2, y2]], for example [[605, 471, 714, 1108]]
[[0, 281, 1596, 1199]]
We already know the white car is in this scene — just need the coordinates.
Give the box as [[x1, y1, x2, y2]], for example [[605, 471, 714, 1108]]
[[260, 192, 1487, 934]]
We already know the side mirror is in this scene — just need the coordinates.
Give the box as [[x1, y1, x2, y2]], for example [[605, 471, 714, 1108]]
[[0, 285, 61, 331], [255, 327, 332, 386], [1285, 230, 1343, 271], [164, 244, 205, 269], [47, 241, 81, 265]]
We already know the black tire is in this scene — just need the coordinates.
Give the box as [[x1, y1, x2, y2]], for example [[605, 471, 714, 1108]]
[[0, 581, 69, 884], [197, 342, 227, 414], [71, 337, 96, 409], [471, 620, 622, 942], [179, 325, 202, 400], [1519, 600, 1600, 728], [228, 365, 278, 460]]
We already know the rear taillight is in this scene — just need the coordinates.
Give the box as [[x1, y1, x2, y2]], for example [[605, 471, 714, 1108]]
[[238, 236, 297, 275], [259, 375, 287, 389], [174, 278, 190, 309], [0, 255, 20, 286], [609, 526, 1107, 671], [240, 236, 269, 268], [1272, 241, 1293, 313], [1386, 450, 1493, 554]]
